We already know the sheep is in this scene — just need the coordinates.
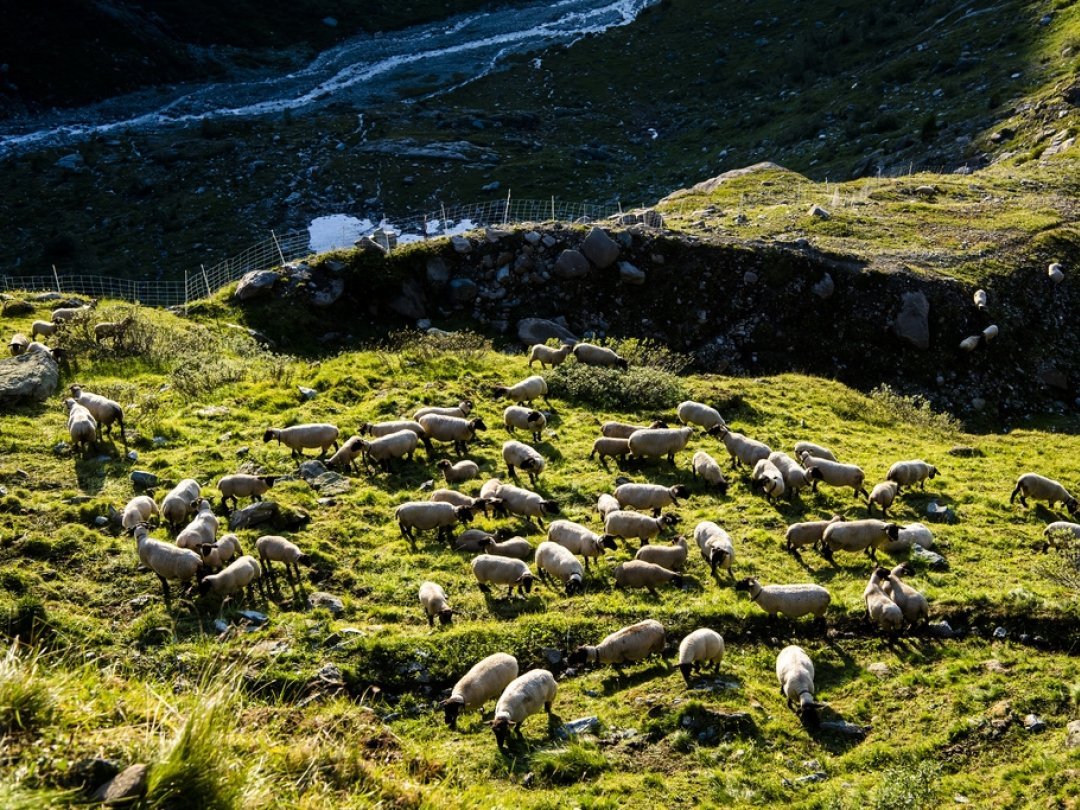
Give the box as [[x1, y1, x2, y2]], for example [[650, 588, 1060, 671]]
[[596, 493, 621, 520], [879, 563, 929, 628], [547, 519, 615, 570], [1010, 473, 1079, 515], [635, 534, 689, 571], [263, 423, 340, 459], [413, 400, 474, 421], [715, 425, 771, 468], [429, 488, 505, 519], [973, 289, 988, 310], [613, 560, 684, 597], [492, 483, 560, 527], [603, 510, 680, 547], [1049, 262, 1065, 283], [216, 474, 276, 510], [794, 441, 837, 464], [735, 577, 832, 622], [471, 554, 535, 598], [886, 459, 938, 491], [198, 555, 265, 601], [479, 478, 502, 500], [821, 519, 900, 564], [51, 301, 96, 323], [491, 669, 557, 750], [959, 335, 982, 352], [803, 455, 869, 498], [503, 406, 546, 442], [437, 458, 480, 485], [566, 619, 666, 675], [360, 429, 419, 471], [8, 333, 29, 355], [573, 342, 628, 369], [69, 385, 124, 440], [528, 342, 574, 369], [453, 529, 500, 553], [693, 520, 735, 579], [395, 501, 473, 546], [601, 419, 667, 439], [488, 535, 534, 560], [751, 458, 786, 502], [441, 652, 520, 730], [677, 628, 725, 686], [627, 426, 695, 464], [418, 414, 487, 456], [64, 398, 97, 453], [676, 400, 726, 432], [864, 568, 903, 635], [589, 437, 632, 463], [176, 499, 218, 551], [535, 541, 585, 595], [503, 440, 546, 486], [360, 419, 427, 439], [776, 645, 823, 726], [93, 314, 134, 346], [982, 324, 999, 341], [768, 451, 812, 494], [255, 535, 309, 589], [492, 375, 550, 406], [160, 479, 201, 532], [198, 532, 242, 571], [133, 524, 202, 608], [326, 437, 366, 473], [614, 482, 690, 516], [882, 522, 934, 553], [419, 581, 454, 627], [691, 450, 729, 494], [784, 515, 844, 556], [867, 481, 900, 519], [30, 320, 56, 341], [121, 495, 160, 533]]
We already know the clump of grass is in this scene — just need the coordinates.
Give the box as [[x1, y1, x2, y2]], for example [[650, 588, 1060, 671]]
[[0, 641, 57, 734], [547, 363, 687, 411], [531, 741, 609, 785], [382, 328, 493, 361], [3, 595, 50, 644], [868, 384, 961, 433], [870, 761, 941, 810]]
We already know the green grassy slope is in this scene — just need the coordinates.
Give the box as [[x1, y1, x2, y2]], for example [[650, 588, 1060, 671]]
[[1, 301, 1078, 807]]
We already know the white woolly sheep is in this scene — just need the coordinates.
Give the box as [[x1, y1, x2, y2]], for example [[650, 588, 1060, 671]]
[[31, 320, 56, 341], [360, 428, 420, 471], [603, 510, 680, 547], [715, 425, 771, 468], [867, 481, 900, 519], [973, 289, 988, 310], [821, 519, 900, 564], [160, 478, 201, 532], [326, 436, 366, 473], [628, 426, 695, 464], [489, 535, 534, 560], [437, 458, 480, 485], [803, 455, 869, 498], [360, 419, 427, 439], [573, 342, 628, 369], [263, 423, 340, 459], [535, 541, 585, 595], [694, 520, 735, 579], [635, 534, 689, 571], [886, 459, 938, 491], [1049, 262, 1065, 283], [8, 333, 28, 355], [567, 619, 666, 674], [864, 568, 903, 635], [396, 501, 474, 546], [784, 515, 843, 556], [600, 419, 668, 439], [882, 522, 934, 553], [51, 302, 96, 323], [122, 495, 160, 533], [547, 519, 615, 570], [217, 473, 276, 510], [255, 535, 309, 588], [589, 436, 632, 463], [614, 482, 690, 516], [752, 458, 786, 502], [133, 524, 202, 608], [453, 529, 500, 553], [418, 414, 487, 456], [198, 554, 265, 601], [479, 478, 502, 500], [413, 400, 474, 421], [492, 482, 560, 527], [596, 493, 621, 520], [503, 406, 546, 442], [471, 554, 535, 598], [677, 628, 725, 686], [503, 440, 546, 486], [768, 451, 812, 494], [959, 335, 982, 352], [492, 374, 550, 406], [776, 645, 823, 725], [441, 652, 520, 729], [735, 577, 831, 622], [429, 488, 505, 520], [69, 385, 124, 441], [676, 400, 726, 432], [1010, 473, 1079, 515], [982, 324, 999, 341], [64, 398, 97, 453], [93, 314, 134, 346], [419, 581, 454, 627], [613, 560, 684, 597], [176, 499, 218, 551], [880, 563, 929, 627], [528, 342, 574, 369], [793, 441, 837, 464], [491, 669, 557, 750], [691, 450, 729, 494], [198, 532, 242, 570]]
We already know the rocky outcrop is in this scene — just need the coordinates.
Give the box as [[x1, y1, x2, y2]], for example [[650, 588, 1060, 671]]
[[0, 348, 59, 404]]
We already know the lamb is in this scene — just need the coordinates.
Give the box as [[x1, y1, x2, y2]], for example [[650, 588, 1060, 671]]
[[216, 474, 276, 510], [419, 581, 454, 626], [429, 489, 505, 519], [64, 398, 97, 453], [821, 519, 900, 564], [973, 289, 988, 310], [635, 534, 689, 571], [614, 482, 690, 516], [51, 302, 95, 323], [627, 426, 695, 464], [1010, 473, 1079, 515], [69, 385, 124, 440], [803, 456, 869, 498], [776, 645, 823, 726], [359, 419, 427, 439], [603, 510, 680, 547], [437, 458, 480, 485], [793, 441, 837, 464], [492, 482, 560, 527], [395, 501, 473, 546], [528, 342, 574, 369], [566, 619, 666, 674], [784, 515, 844, 556], [883, 522, 934, 553], [263, 423, 340, 459], [735, 577, 832, 622], [133, 524, 202, 608], [601, 419, 667, 439], [479, 478, 502, 500], [677, 628, 725, 686], [534, 541, 586, 595], [471, 554, 536, 598], [326, 437, 366, 473], [491, 669, 557, 750], [691, 450, 729, 494], [413, 400, 474, 420], [453, 529, 500, 553], [596, 493, 621, 520], [160, 479, 201, 532], [676, 400, 726, 432], [1048, 262, 1065, 283], [573, 342, 628, 369], [418, 414, 487, 456], [613, 560, 684, 596], [198, 532, 242, 571], [121, 495, 160, 532], [867, 481, 900, 519], [503, 440, 546, 486], [441, 652, 520, 730], [492, 375, 550, 406], [360, 428, 420, 471], [30, 320, 56, 341], [589, 437, 632, 463], [176, 499, 219, 551], [547, 519, 615, 570], [503, 406, 546, 442], [715, 426, 771, 468], [488, 535, 534, 560], [768, 451, 812, 494], [93, 315, 134, 346], [864, 568, 903, 635], [886, 460, 938, 491], [198, 555, 265, 601], [751, 458, 786, 502], [693, 520, 735, 578], [879, 563, 929, 627], [255, 535, 309, 588]]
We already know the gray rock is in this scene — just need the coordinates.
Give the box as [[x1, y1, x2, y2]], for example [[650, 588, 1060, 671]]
[[993, 626, 1007, 640], [449, 278, 479, 304], [451, 236, 472, 254], [130, 470, 159, 489], [311, 471, 351, 496], [55, 153, 85, 172], [298, 460, 329, 482], [911, 544, 949, 570], [234, 270, 279, 301], [67, 757, 121, 791], [893, 291, 930, 349], [389, 277, 427, 320], [556, 716, 601, 739], [819, 720, 869, 738], [581, 227, 619, 269], [867, 662, 891, 679], [542, 647, 563, 666], [743, 271, 759, 284], [1024, 714, 1047, 732], [237, 610, 268, 625], [426, 257, 450, 285], [229, 500, 279, 530], [298, 386, 317, 401], [811, 273, 835, 299], [316, 663, 345, 685], [1067, 719, 1080, 748], [91, 763, 149, 805], [311, 278, 344, 307], [0, 349, 58, 403], [914, 185, 938, 196], [618, 262, 646, 285], [516, 318, 579, 346], [808, 203, 831, 219], [928, 620, 954, 638], [309, 591, 345, 616], [354, 236, 387, 255], [553, 249, 591, 279]]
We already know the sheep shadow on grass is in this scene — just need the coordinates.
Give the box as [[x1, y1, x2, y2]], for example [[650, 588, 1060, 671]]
[[482, 593, 546, 620], [597, 659, 672, 696]]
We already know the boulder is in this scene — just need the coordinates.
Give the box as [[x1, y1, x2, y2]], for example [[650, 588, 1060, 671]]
[[811, 273, 835, 299], [618, 262, 646, 285], [309, 591, 345, 616], [808, 204, 831, 219], [354, 236, 387, 255], [1, 299, 34, 317], [310, 278, 344, 307], [516, 318, 579, 346], [581, 227, 619, 269], [91, 763, 149, 805], [892, 291, 930, 349], [448, 278, 478, 304], [389, 278, 426, 320], [451, 236, 472, 254], [553, 249, 591, 279], [0, 349, 58, 403], [234, 270, 279, 301], [229, 500, 280, 530], [426, 257, 450, 286]]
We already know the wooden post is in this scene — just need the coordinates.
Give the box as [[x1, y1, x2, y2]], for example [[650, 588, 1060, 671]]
[[201, 264, 212, 300], [52, 264, 61, 293], [504, 189, 511, 224], [271, 230, 287, 266], [184, 269, 189, 315]]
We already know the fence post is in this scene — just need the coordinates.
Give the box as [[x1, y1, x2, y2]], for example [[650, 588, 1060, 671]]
[[201, 264, 212, 300], [184, 269, 189, 316], [271, 230, 287, 267], [504, 189, 511, 225], [52, 265, 61, 294], [441, 204, 448, 237]]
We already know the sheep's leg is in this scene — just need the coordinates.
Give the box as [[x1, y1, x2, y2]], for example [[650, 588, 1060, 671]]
[[158, 575, 173, 609], [647, 585, 659, 598]]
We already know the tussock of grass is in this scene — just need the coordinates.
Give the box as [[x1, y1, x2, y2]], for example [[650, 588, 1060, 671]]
[[0, 642, 57, 734]]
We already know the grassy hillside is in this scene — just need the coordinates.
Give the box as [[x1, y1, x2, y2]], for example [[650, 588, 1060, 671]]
[[1, 300, 1078, 807]]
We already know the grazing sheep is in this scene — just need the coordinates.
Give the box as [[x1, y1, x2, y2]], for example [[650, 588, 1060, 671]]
[[635, 534, 689, 571], [479, 478, 502, 500], [471, 554, 535, 598], [1049, 262, 1065, 283], [547, 519, 615, 570], [821, 519, 900, 564], [676, 401, 726, 432], [418, 414, 487, 456], [64, 398, 97, 453], [198, 532, 242, 571], [395, 501, 473, 546], [776, 645, 823, 726], [419, 581, 454, 627], [198, 555, 264, 601], [122, 495, 160, 533], [613, 560, 683, 597], [693, 520, 736, 578], [864, 568, 903, 635], [567, 619, 666, 674], [503, 406, 546, 442], [491, 669, 557, 750], [603, 510, 680, 547], [751, 458, 786, 502], [882, 522, 934, 553], [959, 335, 982, 352], [160, 479, 201, 533], [784, 515, 844, 556], [573, 342, 628, 369], [973, 289, 988, 310], [628, 426, 695, 464], [794, 441, 837, 464], [176, 499, 219, 551], [488, 535, 534, 560], [735, 577, 831, 622], [492, 375, 550, 406], [30, 320, 56, 341], [589, 437, 632, 463], [535, 541, 585, 595], [677, 629, 725, 686], [715, 426, 771, 468], [326, 436, 366, 473], [8, 333, 29, 355], [867, 481, 900, 519], [886, 460, 938, 491], [263, 423, 340, 459], [437, 458, 480, 485], [528, 342, 574, 369], [493, 483, 560, 527], [880, 563, 929, 627], [217, 474, 276, 510], [430, 488, 505, 519], [503, 440, 546, 486], [69, 385, 124, 440], [360, 419, 427, 439], [255, 535, 309, 588], [803, 456, 869, 498], [93, 315, 134, 346], [51, 301, 96, 323], [413, 400, 474, 421], [691, 450, 729, 494], [358, 429, 419, 472], [133, 524, 202, 608], [601, 419, 668, 439], [614, 482, 690, 516], [768, 451, 812, 494], [1010, 473, 1079, 515], [453, 529, 500, 553], [596, 493, 621, 520], [442, 653, 520, 730]]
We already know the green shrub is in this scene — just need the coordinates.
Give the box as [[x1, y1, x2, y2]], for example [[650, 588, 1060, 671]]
[[547, 363, 687, 412], [868, 385, 960, 434]]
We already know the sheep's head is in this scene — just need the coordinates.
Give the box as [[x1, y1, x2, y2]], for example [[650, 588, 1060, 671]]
[[660, 513, 681, 527], [262, 429, 277, 443], [527, 410, 543, 424], [541, 500, 561, 516], [491, 385, 509, 400], [517, 573, 535, 594], [566, 646, 590, 667], [69, 384, 83, 397], [470, 417, 488, 431], [1067, 498, 1079, 516], [436, 459, 452, 471], [615, 357, 629, 370], [650, 419, 670, 429], [928, 465, 938, 479], [259, 476, 277, 487], [671, 573, 685, 588], [884, 524, 901, 541], [441, 696, 464, 729], [671, 484, 691, 499], [438, 607, 453, 626], [601, 535, 618, 551], [733, 576, 757, 593], [459, 399, 474, 414], [566, 574, 584, 596], [454, 505, 474, 524], [491, 717, 514, 749]]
